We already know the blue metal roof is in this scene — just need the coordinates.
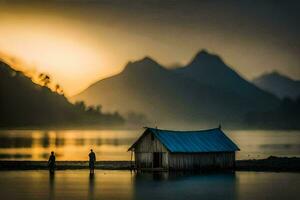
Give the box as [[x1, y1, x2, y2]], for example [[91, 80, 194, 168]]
[[129, 127, 239, 153]]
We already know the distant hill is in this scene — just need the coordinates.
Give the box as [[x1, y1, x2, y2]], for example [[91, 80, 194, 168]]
[[174, 50, 278, 106], [73, 52, 280, 128], [253, 71, 300, 99], [0, 61, 124, 128]]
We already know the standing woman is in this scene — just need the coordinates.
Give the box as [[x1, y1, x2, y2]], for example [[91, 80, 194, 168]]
[[89, 149, 96, 174], [48, 151, 56, 173]]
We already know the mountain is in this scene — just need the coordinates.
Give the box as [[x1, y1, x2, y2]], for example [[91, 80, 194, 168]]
[[174, 50, 278, 106], [0, 61, 124, 127], [253, 71, 300, 99], [73, 53, 280, 128]]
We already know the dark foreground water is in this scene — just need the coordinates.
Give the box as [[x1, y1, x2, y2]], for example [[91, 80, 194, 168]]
[[0, 129, 300, 160], [0, 170, 299, 200]]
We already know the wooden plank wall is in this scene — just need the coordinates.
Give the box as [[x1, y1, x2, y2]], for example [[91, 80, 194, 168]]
[[134, 132, 169, 168], [135, 132, 168, 153], [168, 152, 235, 170]]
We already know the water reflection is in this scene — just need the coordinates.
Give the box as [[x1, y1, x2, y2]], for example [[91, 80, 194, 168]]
[[0, 137, 34, 148], [48, 172, 55, 200], [0, 130, 140, 160], [258, 143, 300, 150], [133, 171, 237, 200], [75, 138, 85, 146], [0, 171, 299, 200], [88, 173, 95, 200], [0, 130, 299, 160], [0, 153, 31, 159], [41, 132, 50, 148]]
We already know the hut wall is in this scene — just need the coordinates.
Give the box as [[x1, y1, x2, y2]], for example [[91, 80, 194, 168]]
[[134, 132, 169, 168], [168, 152, 235, 170]]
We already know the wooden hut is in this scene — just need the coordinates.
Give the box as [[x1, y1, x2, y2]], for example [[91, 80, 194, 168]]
[[128, 127, 239, 170]]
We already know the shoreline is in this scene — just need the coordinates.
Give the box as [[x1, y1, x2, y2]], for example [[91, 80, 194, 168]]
[[0, 156, 299, 172]]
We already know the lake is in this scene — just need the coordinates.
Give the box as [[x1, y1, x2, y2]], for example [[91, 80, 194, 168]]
[[0, 170, 299, 200], [0, 129, 299, 161]]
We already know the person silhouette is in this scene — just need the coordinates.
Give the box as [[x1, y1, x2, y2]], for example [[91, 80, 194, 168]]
[[48, 151, 56, 173], [89, 149, 96, 174]]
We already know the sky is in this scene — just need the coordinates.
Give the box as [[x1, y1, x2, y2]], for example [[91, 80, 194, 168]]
[[0, 0, 299, 96]]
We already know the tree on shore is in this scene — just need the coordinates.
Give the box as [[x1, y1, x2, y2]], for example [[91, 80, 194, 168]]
[[39, 73, 51, 87]]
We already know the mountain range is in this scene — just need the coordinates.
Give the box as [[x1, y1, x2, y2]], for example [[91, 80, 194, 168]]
[[0, 61, 123, 128], [73, 50, 280, 128], [253, 71, 300, 99]]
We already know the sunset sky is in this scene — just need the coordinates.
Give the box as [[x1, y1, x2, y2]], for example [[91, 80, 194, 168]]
[[0, 0, 299, 96]]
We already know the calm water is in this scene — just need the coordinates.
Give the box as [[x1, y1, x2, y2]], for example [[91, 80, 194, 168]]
[[0, 129, 299, 160], [0, 170, 299, 200]]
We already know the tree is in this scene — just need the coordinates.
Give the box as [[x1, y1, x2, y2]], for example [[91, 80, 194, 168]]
[[39, 73, 51, 87], [55, 84, 60, 92], [95, 105, 102, 113], [74, 101, 86, 111], [55, 84, 64, 95]]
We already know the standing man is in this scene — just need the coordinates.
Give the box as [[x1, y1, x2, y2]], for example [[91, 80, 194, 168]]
[[48, 151, 56, 173], [89, 149, 96, 174]]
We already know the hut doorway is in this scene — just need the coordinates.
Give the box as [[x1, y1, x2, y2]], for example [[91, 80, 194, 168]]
[[153, 152, 162, 168]]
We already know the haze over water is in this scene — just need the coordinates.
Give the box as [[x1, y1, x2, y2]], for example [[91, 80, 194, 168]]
[[0, 129, 299, 161]]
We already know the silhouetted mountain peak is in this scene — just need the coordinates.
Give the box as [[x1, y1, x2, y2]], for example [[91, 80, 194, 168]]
[[253, 71, 300, 99], [139, 56, 157, 64], [194, 49, 210, 57], [269, 70, 281, 76], [172, 49, 280, 104], [188, 49, 226, 68], [255, 71, 294, 82], [122, 56, 165, 74]]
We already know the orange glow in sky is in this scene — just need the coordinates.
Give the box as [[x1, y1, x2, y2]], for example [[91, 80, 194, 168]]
[[0, 2, 299, 96], [0, 14, 113, 96]]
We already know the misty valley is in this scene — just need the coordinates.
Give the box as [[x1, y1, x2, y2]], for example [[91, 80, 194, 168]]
[[1, 50, 300, 130]]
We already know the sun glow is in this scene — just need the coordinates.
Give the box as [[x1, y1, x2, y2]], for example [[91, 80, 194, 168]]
[[1, 2, 299, 97], [0, 13, 108, 96]]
